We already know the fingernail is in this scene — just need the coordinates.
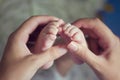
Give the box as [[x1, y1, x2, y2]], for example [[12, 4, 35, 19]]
[[67, 41, 78, 52], [58, 47, 67, 56], [60, 48, 67, 54]]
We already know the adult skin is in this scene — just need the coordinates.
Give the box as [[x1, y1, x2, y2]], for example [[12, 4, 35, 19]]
[[67, 18, 120, 80], [0, 16, 67, 80]]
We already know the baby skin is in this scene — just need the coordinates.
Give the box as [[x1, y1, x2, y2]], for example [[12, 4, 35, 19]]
[[34, 20, 87, 69], [60, 23, 88, 64]]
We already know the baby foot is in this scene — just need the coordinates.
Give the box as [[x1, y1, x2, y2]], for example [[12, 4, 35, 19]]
[[61, 23, 87, 64], [34, 19, 64, 69]]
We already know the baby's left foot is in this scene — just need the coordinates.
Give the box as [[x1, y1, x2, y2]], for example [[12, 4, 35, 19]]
[[60, 24, 87, 64], [61, 23, 87, 46], [34, 20, 64, 69]]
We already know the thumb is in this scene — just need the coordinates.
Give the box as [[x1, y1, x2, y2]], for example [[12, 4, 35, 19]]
[[67, 41, 100, 67], [32, 45, 67, 69], [21, 45, 67, 79]]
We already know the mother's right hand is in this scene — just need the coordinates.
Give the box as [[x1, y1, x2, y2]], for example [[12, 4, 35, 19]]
[[69, 18, 120, 80]]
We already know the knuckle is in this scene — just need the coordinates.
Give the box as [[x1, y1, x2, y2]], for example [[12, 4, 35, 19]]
[[8, 31, 22, 43], [29, 15, 40, 20], [8, 31, 16, 42], [112, 36, 120, 48], [85, 17, 101, 29], [92, 17, 101, 23]]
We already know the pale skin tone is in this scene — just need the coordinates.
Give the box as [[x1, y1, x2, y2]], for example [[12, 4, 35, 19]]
[[0, 16, 120, 80]]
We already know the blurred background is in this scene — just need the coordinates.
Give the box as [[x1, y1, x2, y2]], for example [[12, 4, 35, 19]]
[[0, 0, 120, 79]]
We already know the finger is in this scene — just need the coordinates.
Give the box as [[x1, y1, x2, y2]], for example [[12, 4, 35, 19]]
[[67, 41, 101, 68], [41, 61, 54, 69], [32, 45, 67, 69], [17, 45, 67, 80], [72, 18, 116, 49], [12, 16, 59, 43]]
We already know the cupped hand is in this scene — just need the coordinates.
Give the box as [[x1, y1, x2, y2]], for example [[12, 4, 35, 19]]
[[0, 16, 67, 80], [69, 18, 120, 80]]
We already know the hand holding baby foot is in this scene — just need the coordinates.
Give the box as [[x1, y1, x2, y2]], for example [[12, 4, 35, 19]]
[[72, 18, 120, 80]]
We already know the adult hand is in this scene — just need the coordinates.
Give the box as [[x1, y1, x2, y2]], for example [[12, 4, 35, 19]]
[[68, 18, 120, 80], [0, 16, 67, 80]]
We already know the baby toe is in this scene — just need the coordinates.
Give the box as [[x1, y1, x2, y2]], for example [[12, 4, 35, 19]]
[[68, 25, 80, 37]]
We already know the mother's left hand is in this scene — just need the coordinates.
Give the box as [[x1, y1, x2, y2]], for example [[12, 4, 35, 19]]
[[0, 16, 67, 80]]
